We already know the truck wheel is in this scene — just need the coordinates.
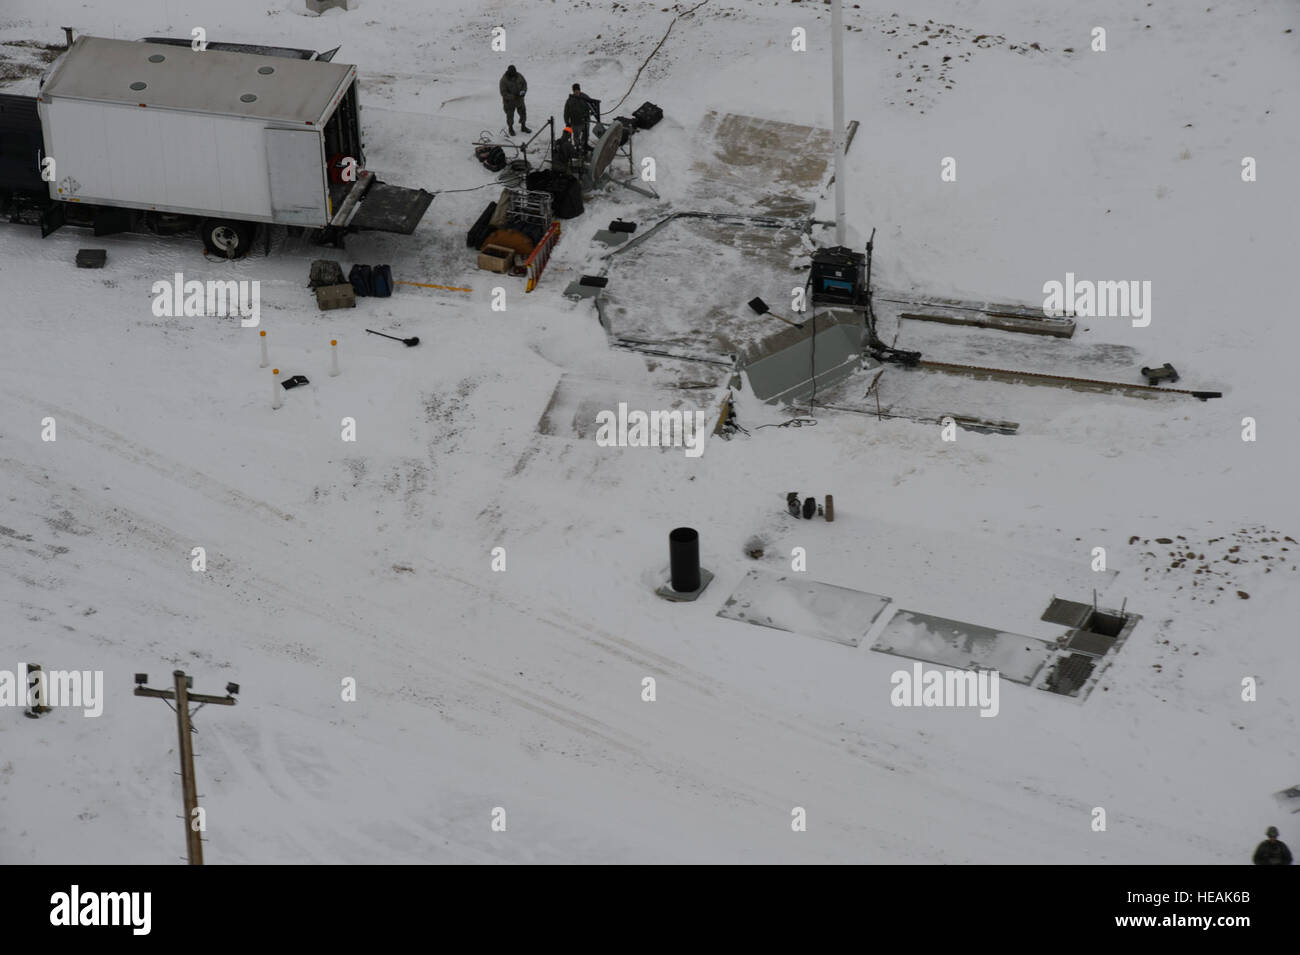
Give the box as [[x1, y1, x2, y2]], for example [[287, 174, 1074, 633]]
[[199, 219, 254, 258]]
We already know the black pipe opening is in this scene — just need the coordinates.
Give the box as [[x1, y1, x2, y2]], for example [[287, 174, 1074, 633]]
[[669, 527, 701, 593]]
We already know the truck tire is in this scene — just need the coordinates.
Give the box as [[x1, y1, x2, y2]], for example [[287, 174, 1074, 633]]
[[199, 218, 254, 258]]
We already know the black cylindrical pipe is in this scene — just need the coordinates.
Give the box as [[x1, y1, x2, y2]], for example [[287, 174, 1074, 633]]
[[669, 527, 701, 593]]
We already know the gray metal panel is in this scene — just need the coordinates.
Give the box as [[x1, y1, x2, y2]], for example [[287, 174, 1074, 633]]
[[1041, 597, 1093, 628], [1063, 629, 1116, 656], [265, 128, 326, 225], [348, 182, 434, 234], [41, 36, 354, 125], [742, 322, 865, 403], [871, 610, 1055, 685], [717, 569, 892, 648]]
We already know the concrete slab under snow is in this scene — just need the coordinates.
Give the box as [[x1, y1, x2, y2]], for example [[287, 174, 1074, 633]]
[[536, 373, 721, 443]]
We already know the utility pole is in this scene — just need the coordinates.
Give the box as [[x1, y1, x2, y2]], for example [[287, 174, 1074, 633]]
[[830, 0, 847, 246], [135, 670, 238, 865]]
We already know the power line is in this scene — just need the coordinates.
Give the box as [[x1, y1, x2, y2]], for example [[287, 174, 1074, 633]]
[[606, 0, 712, 116]]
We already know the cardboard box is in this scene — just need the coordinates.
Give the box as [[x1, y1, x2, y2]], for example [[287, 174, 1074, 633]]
[[315, 283, 357, 310], [477, 244, 514, 273]]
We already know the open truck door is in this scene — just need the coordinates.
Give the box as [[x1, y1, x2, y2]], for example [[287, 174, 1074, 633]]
[[265, 128, 330, 226]]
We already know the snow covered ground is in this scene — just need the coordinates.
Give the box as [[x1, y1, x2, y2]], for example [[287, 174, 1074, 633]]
[[1, 0, 1297, 863]]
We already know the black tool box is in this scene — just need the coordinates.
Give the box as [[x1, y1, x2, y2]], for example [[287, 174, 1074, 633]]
[[810, 246, 866, 305]]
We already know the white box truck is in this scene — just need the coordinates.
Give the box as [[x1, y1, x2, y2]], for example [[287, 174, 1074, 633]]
[[0, 34, 432, 257]]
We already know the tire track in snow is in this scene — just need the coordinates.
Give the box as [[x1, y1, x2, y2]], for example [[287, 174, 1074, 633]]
[[3, 392, 297, 525], [5, 394, 1106, 860]]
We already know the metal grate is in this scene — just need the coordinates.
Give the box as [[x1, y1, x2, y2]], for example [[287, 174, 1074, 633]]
[[1045, 653, 1096, 696]]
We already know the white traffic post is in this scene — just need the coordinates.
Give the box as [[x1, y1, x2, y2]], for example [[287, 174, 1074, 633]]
[[259, 329, 268, 368], [272, 368, 282, 410], [330, 339, 339, 377], [830, 0, 847, 246]]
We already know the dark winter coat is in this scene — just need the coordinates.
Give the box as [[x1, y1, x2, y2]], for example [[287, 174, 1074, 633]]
[[552, 134, 576, 172], [1253, 838, 1293, 865], [564, 92, 593, 127], [499, 70, 528, 105]]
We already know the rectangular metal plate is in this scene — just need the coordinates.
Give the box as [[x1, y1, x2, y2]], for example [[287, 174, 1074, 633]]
[[717, 569, 892, 648], [742, 322, 865, 404], [871, 610, 1056, 685], [1041, 597, 1094, 628], [1063, 629, 1116, 656]]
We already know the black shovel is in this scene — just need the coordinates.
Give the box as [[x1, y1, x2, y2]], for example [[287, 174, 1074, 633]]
[[748, 297, 805, 329], [366, 328, 420, 347]]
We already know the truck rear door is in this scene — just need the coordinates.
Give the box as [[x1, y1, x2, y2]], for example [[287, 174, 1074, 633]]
[[265, 128, 327, 226]]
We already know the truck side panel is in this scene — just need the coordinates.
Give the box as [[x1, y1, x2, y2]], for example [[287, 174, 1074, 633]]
[[39, 98, 280, 222]]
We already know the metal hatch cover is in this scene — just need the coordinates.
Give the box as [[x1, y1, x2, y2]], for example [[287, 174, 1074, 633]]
[[348, 181, 434, 234]]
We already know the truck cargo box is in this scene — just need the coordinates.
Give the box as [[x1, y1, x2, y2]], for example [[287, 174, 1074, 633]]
[[37, 36, 355, 226], [33, 35, 430, 239]]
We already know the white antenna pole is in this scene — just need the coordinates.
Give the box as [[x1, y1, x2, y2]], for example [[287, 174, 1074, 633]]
[[830, 0, 847, 246]]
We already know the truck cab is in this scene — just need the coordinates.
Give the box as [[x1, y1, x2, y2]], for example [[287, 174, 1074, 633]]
[[0, 93, 47, 203]]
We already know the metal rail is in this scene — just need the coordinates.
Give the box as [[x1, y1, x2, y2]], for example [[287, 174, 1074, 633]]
[[913, 359, 1221, 399], [601, 210, 809, 260]]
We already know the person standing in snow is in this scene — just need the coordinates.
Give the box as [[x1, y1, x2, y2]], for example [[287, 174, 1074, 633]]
[[563, 83, 596, 154], [499, 65, 530, 136], [1253, 826, 1292, 865]]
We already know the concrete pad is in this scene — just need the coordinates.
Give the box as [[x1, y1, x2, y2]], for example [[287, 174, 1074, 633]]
[[691, 111, 832, 194], [536, 374, 719, 443], [871, 610, 1056, 685], [717, 569, 892, 648], [600, 216, 811, 355], [656, 569, 715, 603], [594, 111, 828, 366]]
